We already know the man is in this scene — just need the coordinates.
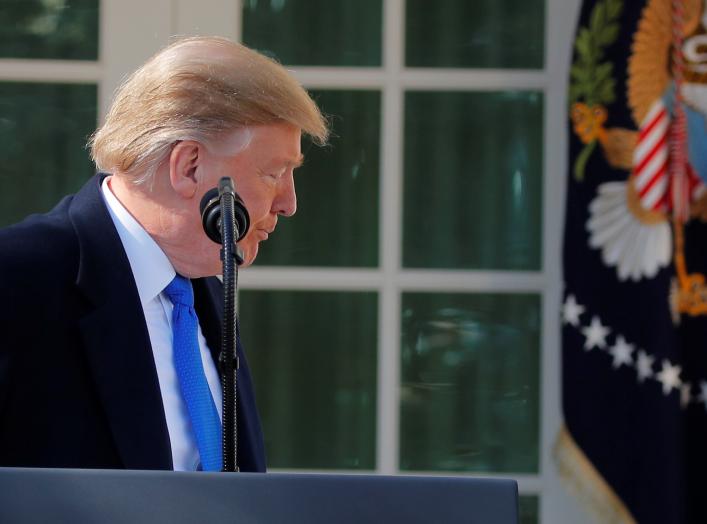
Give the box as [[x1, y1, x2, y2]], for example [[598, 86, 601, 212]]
[[0, 37, 328, 471]]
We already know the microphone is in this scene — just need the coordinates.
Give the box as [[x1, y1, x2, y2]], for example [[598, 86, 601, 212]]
[[199, 178, 250, 244], [199, 177, 249, 471]]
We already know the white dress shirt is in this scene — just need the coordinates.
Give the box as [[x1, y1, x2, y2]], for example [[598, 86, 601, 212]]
[[101, 177, 223, 471]]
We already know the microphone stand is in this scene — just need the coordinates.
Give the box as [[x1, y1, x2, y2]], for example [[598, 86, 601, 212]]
[[216, 177, 244, 472]]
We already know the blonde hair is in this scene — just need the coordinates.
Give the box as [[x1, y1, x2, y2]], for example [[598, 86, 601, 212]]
[[90, 36, 328, 184]]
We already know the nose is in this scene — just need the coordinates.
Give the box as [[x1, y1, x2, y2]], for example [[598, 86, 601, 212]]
[[274, 171, 297, 217]]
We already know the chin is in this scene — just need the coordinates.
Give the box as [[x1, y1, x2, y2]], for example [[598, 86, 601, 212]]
[[238, 241, 259, 268]]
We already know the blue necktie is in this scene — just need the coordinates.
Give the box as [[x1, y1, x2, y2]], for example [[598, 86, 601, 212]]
[[164, 275, 222, 471]]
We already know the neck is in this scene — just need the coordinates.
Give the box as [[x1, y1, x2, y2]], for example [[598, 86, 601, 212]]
[[108, 174, 202, 278]]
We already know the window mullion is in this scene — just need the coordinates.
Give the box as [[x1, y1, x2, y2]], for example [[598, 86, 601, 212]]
[[376, 0, 405, 475], [99, 0, 172, 121]]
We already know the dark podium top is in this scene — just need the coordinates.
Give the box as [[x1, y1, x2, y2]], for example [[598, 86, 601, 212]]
[[0, 467, 518, 523]]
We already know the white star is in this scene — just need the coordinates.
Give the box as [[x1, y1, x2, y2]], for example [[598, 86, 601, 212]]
[[608, 336, 634, 369], [581, 316, 610, 351], [636, 350, 655, 382], [656, 359, 682, 395], [681, 382, 692, 408], [562, 295, 585, 327], [699, 381, 707, 410]]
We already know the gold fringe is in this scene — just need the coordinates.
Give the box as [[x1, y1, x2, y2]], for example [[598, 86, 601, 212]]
[[554, 425, 637, 524]]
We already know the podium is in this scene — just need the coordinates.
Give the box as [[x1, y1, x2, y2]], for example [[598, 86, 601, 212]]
[[0, 467, 518, 523]]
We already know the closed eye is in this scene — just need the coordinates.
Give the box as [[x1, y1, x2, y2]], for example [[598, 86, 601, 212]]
[[259, 168, 286, 181], [270, 167, 289, 180]]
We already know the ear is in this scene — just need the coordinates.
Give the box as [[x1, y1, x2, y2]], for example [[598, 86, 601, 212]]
[[168, 141, 203, 198]]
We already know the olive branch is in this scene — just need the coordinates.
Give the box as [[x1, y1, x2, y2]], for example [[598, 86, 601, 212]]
[[569, 0, 623, 180]]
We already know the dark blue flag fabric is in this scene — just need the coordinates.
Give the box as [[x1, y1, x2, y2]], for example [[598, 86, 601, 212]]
[[558, 0, 707, 522]]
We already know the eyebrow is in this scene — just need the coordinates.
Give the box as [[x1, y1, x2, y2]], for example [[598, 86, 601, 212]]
[[269, 154, 304, 171]]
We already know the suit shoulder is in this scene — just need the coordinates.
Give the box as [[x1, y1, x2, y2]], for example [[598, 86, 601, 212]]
[[0, 196, 79, 280]]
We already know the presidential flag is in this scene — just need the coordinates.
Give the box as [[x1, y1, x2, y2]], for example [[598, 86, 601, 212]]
[[558, 0, 707, 522]]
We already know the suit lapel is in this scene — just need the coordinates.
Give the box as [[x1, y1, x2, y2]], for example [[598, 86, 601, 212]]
[[192, 277, 223, 366], [193, 277, 267, 471], [69, 175, 172, 470]]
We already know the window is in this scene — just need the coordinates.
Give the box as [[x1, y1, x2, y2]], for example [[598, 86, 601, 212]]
[[238, 2, 547, 522], [0, 1, 584, 521], [0, 0, 99, 227]]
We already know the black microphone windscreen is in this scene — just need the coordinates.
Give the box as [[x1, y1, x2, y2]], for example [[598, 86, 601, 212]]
[[199, 181, 250, 244]]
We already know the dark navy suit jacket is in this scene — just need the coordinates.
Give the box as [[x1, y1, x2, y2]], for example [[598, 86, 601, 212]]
[[0, 174, 266, 471]]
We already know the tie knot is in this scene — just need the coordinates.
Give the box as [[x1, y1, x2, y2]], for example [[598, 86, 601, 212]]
[[164, 274, 194, 306]]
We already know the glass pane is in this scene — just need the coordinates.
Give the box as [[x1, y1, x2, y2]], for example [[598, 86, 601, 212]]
[[256, 90, 380, 267], [0, 82, 97, 227], [0, 0, 99, 60], [400, 292, 540, 473], [240, 290, 378, 469], [242, 0, 382, 66], [403, 91, 543, 270], [405, 0, 544, 69], [519, 496, 539, 524]]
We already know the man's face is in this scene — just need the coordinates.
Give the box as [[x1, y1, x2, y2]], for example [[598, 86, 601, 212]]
[[197, 123, 302, 273]]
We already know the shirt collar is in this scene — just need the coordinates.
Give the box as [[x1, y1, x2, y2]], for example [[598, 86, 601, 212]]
[[101, 176, 175, 306]]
